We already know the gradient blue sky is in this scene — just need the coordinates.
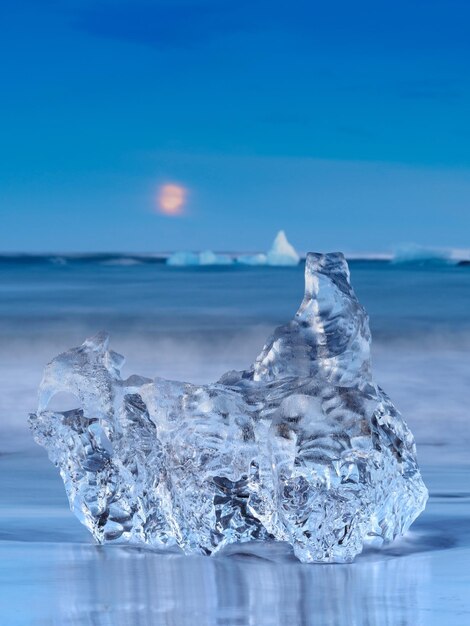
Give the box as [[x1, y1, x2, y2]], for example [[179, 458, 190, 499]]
[[1, 0, 470, 252]]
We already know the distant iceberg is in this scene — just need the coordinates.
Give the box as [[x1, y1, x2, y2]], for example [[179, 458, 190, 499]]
[[237, 253, 268, 266], [167, 250, 233, 266], [166, 251, 200, 266], [238, 231, 299, 266], [392, 244, 457, 267], [266, 230, 300, 266], [166, 231, 300, 267], [199, 251, 233, 265]]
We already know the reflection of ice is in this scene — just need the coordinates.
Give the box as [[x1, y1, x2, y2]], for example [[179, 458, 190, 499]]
[[40, 541, 432, 626]]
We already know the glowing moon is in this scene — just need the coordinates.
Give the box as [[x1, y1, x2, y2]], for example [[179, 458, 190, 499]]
[[157, 183, 187, 216]]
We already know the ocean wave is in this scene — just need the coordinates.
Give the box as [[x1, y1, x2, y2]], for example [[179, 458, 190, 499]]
[[49, 256, 68, 266]]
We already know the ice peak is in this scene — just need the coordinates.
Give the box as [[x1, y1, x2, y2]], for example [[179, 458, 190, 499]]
[[83, 331, 110, 354], [266, 230, 300, 266], [303, 252, 352, 299], [252, 252, 370, 385], [273, 229, 290, 249]]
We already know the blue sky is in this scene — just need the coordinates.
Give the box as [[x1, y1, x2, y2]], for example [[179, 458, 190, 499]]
[[1, 0, 469, 252]]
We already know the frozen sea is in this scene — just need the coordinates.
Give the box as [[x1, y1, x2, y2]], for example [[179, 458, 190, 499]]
[[0, 255, 469, 625]]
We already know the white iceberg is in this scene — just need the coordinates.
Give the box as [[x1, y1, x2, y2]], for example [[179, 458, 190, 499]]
[[166, 231, 300, 267], [266, 230, 300, 266], [166, 251, 200, 266], [392, 244, 457, 266], [236, 253, 268, 266], [198, 251, 233, 265], [238, 232, 300, 266], [167, 251, 233, 266]]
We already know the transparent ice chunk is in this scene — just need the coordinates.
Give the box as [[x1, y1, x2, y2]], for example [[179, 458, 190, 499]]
[[29, 252, 428, 563]]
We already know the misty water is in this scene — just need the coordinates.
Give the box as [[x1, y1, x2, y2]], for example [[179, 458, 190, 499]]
[[0, 257, 469, 624]]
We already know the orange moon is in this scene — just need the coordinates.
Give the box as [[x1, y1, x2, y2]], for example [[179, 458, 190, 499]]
[[157, 183, 187, 216]]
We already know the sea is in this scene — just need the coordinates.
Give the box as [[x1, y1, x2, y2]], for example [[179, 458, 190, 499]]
[[0, 254, 469, 625]]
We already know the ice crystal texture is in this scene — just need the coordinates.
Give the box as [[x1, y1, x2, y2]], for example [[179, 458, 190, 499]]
[[29, 253, 428, 563]]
